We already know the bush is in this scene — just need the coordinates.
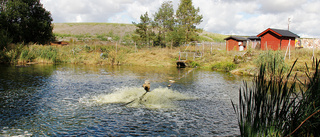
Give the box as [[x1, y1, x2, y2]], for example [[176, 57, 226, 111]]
[[190, 61, 200, 67], [211, 61, 237, 72]]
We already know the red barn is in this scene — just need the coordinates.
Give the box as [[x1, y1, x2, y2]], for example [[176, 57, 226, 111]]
[[257, 28, 300, 51], [224, 36, 247, 51]]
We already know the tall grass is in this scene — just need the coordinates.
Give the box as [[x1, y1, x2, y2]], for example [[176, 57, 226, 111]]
[[232, 58, 320, 136], [254, 50, 289, 76]]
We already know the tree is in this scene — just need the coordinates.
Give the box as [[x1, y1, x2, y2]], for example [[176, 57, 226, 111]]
[[176, 0, 203, 43], [133, 0, 203, 47], [133, 12, 154, 47], [153, 1, 175, 47], [0, 0, 54, 47]]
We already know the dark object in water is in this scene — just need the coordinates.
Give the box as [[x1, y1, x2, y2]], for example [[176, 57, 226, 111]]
[[123, 80, 151, 106], [142, 80, 150, 92]]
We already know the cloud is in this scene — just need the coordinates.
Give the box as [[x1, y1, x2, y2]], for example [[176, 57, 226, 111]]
[[41, 0, 320, 38], [258, 0, 307, 13]]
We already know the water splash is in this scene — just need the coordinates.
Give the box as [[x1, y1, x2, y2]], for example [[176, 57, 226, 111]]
[[88, 87, 195, 109]]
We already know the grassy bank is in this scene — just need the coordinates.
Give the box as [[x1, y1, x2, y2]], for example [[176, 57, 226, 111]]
[[1, 23, 319, 77], [2, 43, 319, 75]]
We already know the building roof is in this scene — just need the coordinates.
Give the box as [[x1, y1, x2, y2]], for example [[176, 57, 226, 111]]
[[257, 28, 300, 38], [224, 36, 247, 41], [248, 36, 260, 40]]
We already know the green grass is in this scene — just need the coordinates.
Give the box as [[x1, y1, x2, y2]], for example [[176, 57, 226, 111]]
[[211, 61, 237, 72]]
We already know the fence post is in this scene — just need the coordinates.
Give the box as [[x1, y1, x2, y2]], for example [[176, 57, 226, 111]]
[[135, 42, 137, 53], [210, 42, 213, 55], [312, 38, 315, 60]]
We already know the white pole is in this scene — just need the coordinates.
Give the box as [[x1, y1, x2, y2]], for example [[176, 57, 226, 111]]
[[312, 38, 315, 60], [289, 39, 291, 60], [284, 39, 291, 60], [266, 41, 268, 50]]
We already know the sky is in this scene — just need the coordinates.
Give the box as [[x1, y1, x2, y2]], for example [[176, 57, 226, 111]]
[[40, 0, 320, 38]]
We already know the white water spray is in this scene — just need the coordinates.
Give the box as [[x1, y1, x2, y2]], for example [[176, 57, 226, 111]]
[[90, 87, 195, 109]]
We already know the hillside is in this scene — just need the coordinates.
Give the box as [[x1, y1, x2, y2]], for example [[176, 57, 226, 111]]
[[53, 23, 227, 42]]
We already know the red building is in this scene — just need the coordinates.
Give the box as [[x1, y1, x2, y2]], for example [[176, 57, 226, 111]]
[[257, 28, 300, 51], [224, 36, 247, 51]]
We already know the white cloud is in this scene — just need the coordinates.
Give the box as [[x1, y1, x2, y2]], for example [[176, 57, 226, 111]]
[[41, 0, 320, 38], [258, 0, 307, 13]]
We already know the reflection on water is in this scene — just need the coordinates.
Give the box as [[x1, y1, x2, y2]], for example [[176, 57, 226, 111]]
[[0, 64, 246, 136]]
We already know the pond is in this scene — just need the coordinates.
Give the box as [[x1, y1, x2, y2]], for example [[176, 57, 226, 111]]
[[0, 64, 247, 136]]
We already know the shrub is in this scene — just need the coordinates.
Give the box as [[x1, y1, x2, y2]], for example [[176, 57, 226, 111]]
[[190, 61, 200, 67], [211, 61, 237, 71]]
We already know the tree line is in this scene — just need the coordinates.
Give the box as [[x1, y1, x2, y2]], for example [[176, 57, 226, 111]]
[[0, 0, 54, 50], [132, 0, 203, 48]]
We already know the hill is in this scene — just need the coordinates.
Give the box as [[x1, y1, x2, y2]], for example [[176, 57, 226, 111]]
[[53, 23, 227, 43]]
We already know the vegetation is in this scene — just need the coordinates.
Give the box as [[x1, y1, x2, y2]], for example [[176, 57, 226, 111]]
[[232, 58, 320, 136], [133, 0, 203, 47], [0, 0, 54, 48], [211, 61, 237, 72], [254, 50, 289, 76], [176, 0, 203, 42]]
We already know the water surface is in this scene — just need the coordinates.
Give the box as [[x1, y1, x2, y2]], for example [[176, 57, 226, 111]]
[[0, 64, 245, 136]]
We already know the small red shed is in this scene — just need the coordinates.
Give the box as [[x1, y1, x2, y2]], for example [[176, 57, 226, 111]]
[[224, 36, 247, 51], [257, 28, 300, 51]]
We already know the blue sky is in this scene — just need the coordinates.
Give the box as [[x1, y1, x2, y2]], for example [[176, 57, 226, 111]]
[[41, 0, 320, 38]]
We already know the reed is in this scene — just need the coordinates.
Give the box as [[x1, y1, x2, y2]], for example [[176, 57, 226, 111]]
[[232, 58, 320, 136]]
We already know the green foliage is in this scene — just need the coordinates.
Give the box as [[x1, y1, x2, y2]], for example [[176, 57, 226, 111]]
[[190, 61, 200, 67], [19, 48, 33, 62], [0, 0, 54, 46], [0, 29, 12, 50], [2, 44, 24, 64], [154, 1, 175, 47], [176, 0, 203, 42], [294, 59, 320, 136], [132, 12, 152, 47], [211, 61, 237, 71], [255, 50, 289, 75], [232, 59, 320, 136], [133, 0, 203, 47]]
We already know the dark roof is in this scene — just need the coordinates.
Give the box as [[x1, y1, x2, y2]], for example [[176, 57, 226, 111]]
[[257, 28, 300, 38], [248, 36, 260, 40], [224, 36, 247, 41]]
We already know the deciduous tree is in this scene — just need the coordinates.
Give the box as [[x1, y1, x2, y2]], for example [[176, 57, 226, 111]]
[[0, 0, 54, 48]]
